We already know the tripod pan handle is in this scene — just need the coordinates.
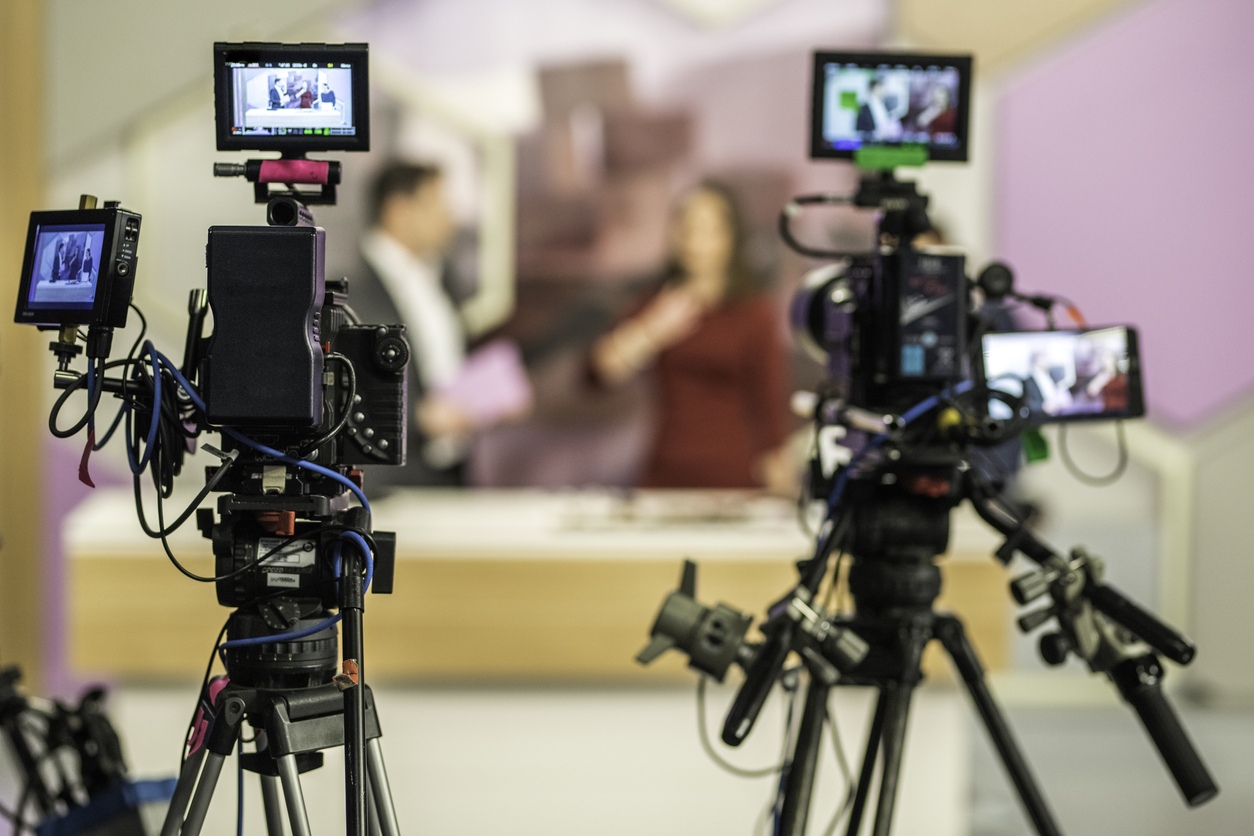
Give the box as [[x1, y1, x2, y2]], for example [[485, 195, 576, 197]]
[[721, 625, 792, 747], [1089, 583, 1195, 665], [1109, 654, 1218, 807]]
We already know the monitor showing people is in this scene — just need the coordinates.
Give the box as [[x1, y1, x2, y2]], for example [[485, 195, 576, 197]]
[[812, 53, 969, 159], [982, 327, 1144, 422], [25, 224, 106, 311], [225, 62, 355, 137]]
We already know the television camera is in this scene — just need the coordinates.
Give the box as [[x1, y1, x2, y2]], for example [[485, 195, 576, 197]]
[[14, 42, 405, 836], [637, 51, 1215, 836]]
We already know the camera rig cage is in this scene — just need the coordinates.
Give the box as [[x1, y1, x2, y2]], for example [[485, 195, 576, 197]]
[[637, 50, 1217, 836]]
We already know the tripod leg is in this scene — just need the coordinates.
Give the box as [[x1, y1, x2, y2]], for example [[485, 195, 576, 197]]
[[869, 681, 917, 836], [276, 754, 315, 836], [367, 738, 402, 836], [260, 774, 285, 836], [160, 748, 206, 836], [367, 784, 383, 836], [170, 694, 247, 836], [778, 677, 832, 836], [935, 616, 1063, 836], [844, 688, 889, 836], [180, 752, 228, 836]]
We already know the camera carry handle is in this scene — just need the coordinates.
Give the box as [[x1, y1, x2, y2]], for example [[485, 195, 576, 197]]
[[214, 157, 342, 206]]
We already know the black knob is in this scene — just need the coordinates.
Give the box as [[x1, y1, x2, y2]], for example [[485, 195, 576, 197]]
[[1039, 632, 1071, 666], [978, 261, 1015, 301], [1010, 570, 1050, 605], [373, 333, 410, 373]]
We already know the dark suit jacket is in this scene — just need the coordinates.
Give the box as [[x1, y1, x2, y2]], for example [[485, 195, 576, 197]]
[[856, 103, 876, 134], [345, 257, 466, 489]]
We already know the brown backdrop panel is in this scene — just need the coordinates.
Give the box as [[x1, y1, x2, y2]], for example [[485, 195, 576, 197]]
[[0, 0, 47, 687]]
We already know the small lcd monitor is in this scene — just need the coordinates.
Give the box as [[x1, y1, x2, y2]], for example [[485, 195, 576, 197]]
[[810, 51, 972, 162], [14, 208, 139, 328], [214, 42, 370, 154], [982, 326, 1145, 423]]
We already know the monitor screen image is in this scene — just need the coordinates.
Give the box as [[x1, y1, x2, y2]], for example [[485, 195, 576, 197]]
[[25, 223, 106, 311], [982, 327, 1143, 422], [811, 52, 971, 161], [225, 61, 357, 138]]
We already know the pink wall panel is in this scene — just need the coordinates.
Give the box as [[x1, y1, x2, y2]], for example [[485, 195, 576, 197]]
[[997, 0, 1254, 428]]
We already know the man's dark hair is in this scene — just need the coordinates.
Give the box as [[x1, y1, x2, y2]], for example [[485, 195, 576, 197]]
[[368, 162, 442, 225]]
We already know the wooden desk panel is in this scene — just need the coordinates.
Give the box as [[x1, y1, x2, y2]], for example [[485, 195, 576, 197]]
[[67, 490, 1009, 683]]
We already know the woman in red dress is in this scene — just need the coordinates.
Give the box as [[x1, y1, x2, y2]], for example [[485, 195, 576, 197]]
[[590, 184, 793, 491]]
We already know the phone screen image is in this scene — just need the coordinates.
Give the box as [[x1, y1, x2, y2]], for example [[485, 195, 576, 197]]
[[982, 326, 1144, 423]]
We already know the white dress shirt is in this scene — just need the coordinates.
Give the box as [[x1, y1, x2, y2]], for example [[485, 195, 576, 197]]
[[361, 230, 466, 467]]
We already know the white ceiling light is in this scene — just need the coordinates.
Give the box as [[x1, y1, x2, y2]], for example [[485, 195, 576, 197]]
[[652, 0, 788, 28]]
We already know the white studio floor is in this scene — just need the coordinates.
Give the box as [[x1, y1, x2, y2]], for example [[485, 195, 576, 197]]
[[107, 682, 970, 836], [6, 682, 1249, 836]]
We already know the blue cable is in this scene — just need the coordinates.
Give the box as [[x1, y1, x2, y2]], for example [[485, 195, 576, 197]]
[[149, 348, 371, 512], [219, 532, 374, 652], [339, 531, 375, 593], [220, 613, 343, 652], [825, 381, 975, 515], [126, 342, 162, 474], [131, 344, 375, 651], [86, 357, 97, 435]]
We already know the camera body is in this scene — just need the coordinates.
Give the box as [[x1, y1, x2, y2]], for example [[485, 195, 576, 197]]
[[795, 244, 966, 416], [201, 219, 408, 469]]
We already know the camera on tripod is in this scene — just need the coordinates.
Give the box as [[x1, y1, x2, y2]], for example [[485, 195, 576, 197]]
[[638, 50, 1216, 836], [13, 41, 405, 836]]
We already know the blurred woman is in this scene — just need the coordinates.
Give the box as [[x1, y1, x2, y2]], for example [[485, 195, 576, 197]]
[[589, 184, 793, 492]]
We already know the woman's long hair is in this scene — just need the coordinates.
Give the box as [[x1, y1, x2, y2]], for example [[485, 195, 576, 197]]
[[666, 181, 760, 302]]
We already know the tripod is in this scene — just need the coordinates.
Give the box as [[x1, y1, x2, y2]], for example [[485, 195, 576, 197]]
[[640, 473, 1216, 835], [161, 507, 402, 836], [774, 494, 1057, 836], [161, 679, 400, 836]]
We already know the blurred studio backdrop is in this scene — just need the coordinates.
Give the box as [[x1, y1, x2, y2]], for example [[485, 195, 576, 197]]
[[1, 0, 1253, 835]]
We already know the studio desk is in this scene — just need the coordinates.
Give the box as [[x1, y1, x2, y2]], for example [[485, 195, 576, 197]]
[[65, 489, 1011, 684]]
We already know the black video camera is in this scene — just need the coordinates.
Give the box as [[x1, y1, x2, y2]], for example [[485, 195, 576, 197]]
[[788, 51, 1146, 479], [639, 51, 1216, 833]]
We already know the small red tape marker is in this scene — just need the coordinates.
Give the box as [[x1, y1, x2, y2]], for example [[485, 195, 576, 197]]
[[78, 430, 96, 488]]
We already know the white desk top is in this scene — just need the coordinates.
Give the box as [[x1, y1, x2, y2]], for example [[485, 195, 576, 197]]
[[65, 488, 1004, 562]]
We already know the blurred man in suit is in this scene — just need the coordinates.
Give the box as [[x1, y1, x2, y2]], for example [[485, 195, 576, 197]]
[[353, 162, 469, 488]]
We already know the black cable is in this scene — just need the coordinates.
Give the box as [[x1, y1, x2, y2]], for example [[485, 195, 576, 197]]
[[132, 452, 237, 541], [181, 618, 230, 766], [48, 357, 105, 438], [297, 353, 356, 457], [1058, 421, 1129, 486], [149, 496, 328, 584], [93, 305, 151, 450], [778, 195, 863, 260]]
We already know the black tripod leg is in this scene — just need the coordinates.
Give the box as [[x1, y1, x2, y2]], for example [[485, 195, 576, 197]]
[[935, 616, 1063, 836], [180, 696, 246, 836], [778, 677, 832, 836], [844, 688, 889, 836], [343, 546, 368, 836], [869, 682, 916, 836]]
